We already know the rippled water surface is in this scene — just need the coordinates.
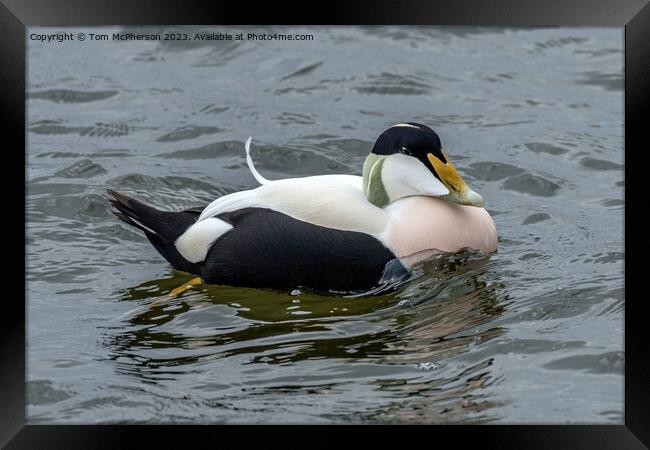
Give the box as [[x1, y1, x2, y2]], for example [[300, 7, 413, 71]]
[[27, 26, 624, 424]]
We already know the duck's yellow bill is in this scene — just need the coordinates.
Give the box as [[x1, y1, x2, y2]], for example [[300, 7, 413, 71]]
[[428, 151, 484, 207]]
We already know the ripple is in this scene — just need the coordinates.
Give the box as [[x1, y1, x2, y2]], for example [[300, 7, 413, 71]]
[[524, 142, 570, 155], [89, 149, 132, 158], [55, 159, 107, 179], [28, 189, 116, 223], [30, 120, 133, 137], [354, 73, 430, 95], [27, 380, 72, 405], [196, 104, 229, 115], [543, 351, 623, 375], [475, 120, 535, 128], [592, 252, 624, 264], [242, 144, 350, 176], [29, 120, 83, 136], [29, 89, 118, 103], [157, 141, 245, 159], [35, 151, 82, 158], [503, 286, 616, 323], [315, 138, 371, 157], [77, 193, 114, 219], [275, 85, 326, 95], [107, 174, 227, 206], [502, 174, 560, 197], [466, 339, 585, 360], [274, 112, 315, 126], [413, 114, 484, 126], [156, 126, 223, 142], [192, 42, 247, 67], [280, 62, 323, 80], [80, 122, 132, 138], [598, 199, 624, 208], [522, 213, 551, 225], [519, 253, 546, 261], [574, 48, 622, 57], [109, 173, 218, 192], [465, 162, 525, 181], [580, 157, 623, 171], [534, 37, 589, 50], [576, 72, 623, 91]]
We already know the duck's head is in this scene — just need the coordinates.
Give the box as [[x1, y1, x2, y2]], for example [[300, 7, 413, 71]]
[[362, 123, 484, 208]]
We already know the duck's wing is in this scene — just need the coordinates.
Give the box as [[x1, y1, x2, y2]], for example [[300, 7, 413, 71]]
[[234, 138, 386, 232], [197, 175, 389, 235]]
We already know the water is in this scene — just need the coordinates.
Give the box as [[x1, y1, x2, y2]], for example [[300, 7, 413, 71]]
[[26, 26, 624, 424]]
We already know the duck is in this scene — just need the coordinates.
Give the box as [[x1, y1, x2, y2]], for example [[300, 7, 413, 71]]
[[109, 122, 497, 294]]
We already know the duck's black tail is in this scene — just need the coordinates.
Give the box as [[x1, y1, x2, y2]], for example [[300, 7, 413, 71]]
[[108, 190, 202, 275]]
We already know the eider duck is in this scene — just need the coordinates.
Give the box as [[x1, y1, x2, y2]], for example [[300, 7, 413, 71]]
[[109, 123, 497, 294]]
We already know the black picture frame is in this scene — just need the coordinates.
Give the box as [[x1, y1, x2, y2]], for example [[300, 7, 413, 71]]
[[3, 0, 646, 447]]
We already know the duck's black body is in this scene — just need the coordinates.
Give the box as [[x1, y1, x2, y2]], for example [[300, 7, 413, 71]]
[[109, 190, 405, 293]]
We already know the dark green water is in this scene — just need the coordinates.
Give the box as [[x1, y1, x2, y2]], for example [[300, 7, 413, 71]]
[[27, 26, 623, 424]]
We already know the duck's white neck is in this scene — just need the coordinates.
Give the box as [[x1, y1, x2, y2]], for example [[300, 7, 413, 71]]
[[362, 153, 451, 208]]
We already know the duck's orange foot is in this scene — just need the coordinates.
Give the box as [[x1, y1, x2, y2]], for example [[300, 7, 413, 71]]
[[169, 277, 203, 298]]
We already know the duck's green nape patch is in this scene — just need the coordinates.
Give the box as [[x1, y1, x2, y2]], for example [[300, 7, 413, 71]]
[[362, 154, 389, 208]]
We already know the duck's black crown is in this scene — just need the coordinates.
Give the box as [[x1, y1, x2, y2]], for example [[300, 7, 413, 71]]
[[371, 122, 447, 164]]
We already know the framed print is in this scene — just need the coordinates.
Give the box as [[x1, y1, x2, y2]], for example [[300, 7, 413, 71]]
[[2, 0, 647, 447]]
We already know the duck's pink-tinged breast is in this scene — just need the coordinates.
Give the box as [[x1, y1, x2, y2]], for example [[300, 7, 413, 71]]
[[385, 196, 497, 267]]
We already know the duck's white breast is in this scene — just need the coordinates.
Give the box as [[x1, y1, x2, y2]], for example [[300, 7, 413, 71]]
[[383, 196, 497, 267]]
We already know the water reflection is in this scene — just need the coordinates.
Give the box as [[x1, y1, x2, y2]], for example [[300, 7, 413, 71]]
[[102, 251, 510, 422], [369, 363, 505, 423]]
